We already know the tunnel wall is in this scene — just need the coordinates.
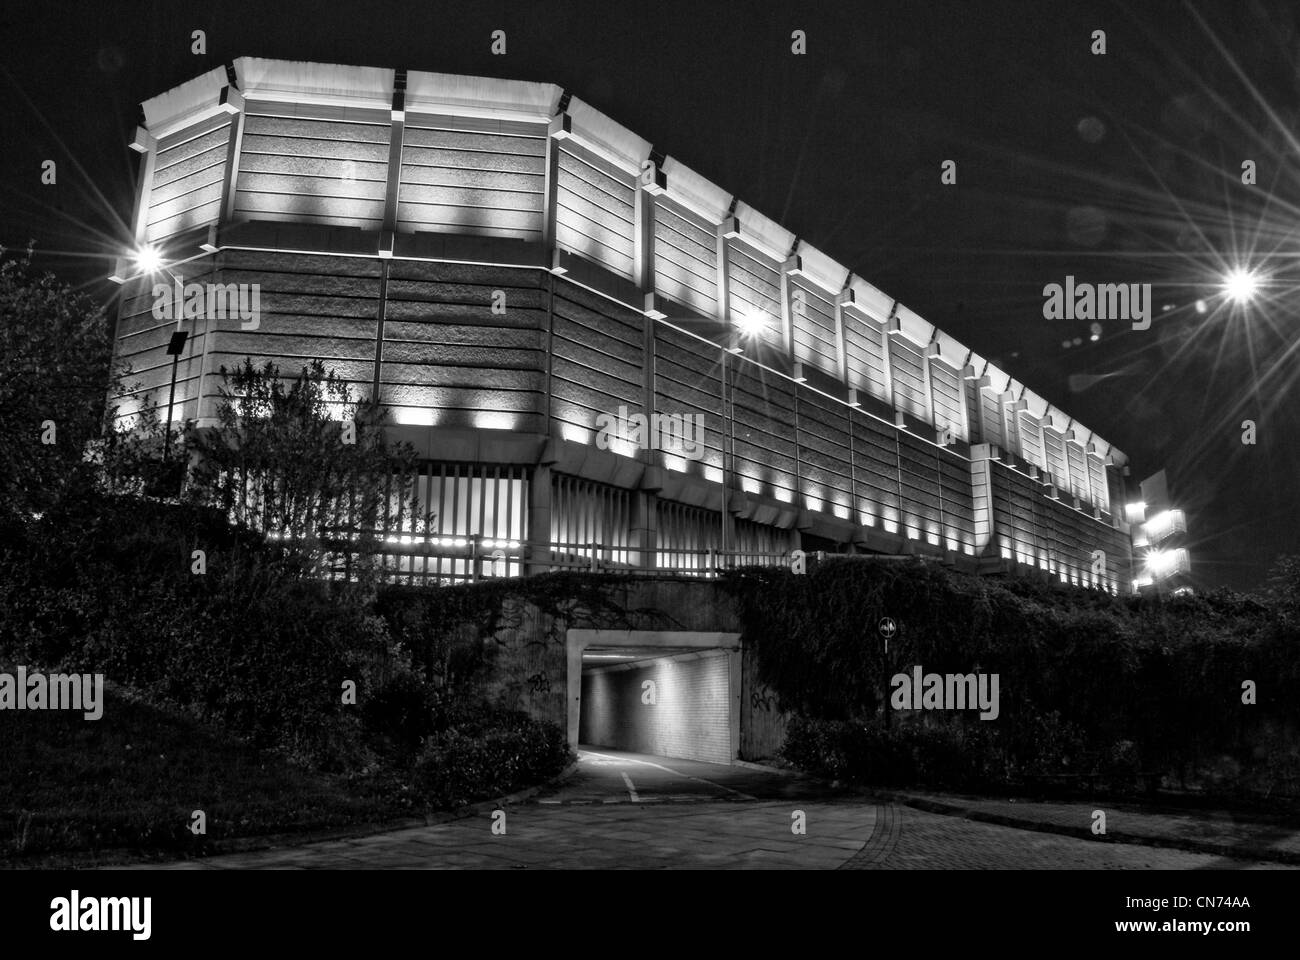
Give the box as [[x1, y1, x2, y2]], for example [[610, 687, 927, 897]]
[[580, 651, 732, 763], [740, 641, 789, 761]]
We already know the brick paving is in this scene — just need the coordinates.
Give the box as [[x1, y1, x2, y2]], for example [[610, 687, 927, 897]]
[[148, 801, 876, 870], [122, 750, 1300, 870], [135, 800, 1290, 870], [894, 792, 1300, 864], [845, 805, 1288, 870]]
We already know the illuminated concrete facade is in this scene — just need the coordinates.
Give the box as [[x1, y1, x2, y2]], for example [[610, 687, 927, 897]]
[[111, 59, 1145, 591], [1128, 469, 1192, 595]]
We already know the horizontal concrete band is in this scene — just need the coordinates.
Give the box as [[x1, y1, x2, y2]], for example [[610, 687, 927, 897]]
[[115, 62, 1142, 593], [568, 630, 741, 648], [124, 60, 1127, 484], [112, 245, 1134, 588]]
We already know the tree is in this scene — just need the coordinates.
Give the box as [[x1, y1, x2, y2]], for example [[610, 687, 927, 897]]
[[0, 250, 119, 526], [185, 358, 425, 581]]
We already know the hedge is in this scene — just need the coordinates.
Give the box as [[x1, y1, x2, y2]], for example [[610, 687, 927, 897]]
[[726, 559, 1300, 798]]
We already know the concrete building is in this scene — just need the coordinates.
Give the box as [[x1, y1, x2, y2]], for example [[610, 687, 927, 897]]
[[109, 58, 1156, 597], [1128, 469, 1193, 595]]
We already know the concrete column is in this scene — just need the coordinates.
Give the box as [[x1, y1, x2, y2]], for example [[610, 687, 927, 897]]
[[128, 127, 158, 247], [628, 487, 659, 570], [371, 77, 405, 403], [846, 396, 858, 530], [371, 262, 390, 404], [716, 213, 737, 328], [969, 442, 997, 556], [633, 158, 665, 292], [881, 302, 899, 411], [921, 330, 939, 429], [1000, 391, 1025, 462], [378, 72, 406, 257], [110, 127, 157, 365], [542, 113, 570, 250], [720, 346, 736, 560], [832, 276, 852, 384], [217, 85, 246, 225], [637, 250, 660, 571], [194, 255, 218, 424], [778, 250, 795, 356], [955, 353, 976, 443], [193, 91, 245, 424], [715, 214, 742, 560], [966, 372, 993, 445], [527, 462, 555, 577]]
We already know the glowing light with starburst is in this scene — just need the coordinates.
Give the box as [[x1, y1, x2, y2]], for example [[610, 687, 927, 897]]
[[1222, 268, 1260, 304], [133, 244, 163, 274]]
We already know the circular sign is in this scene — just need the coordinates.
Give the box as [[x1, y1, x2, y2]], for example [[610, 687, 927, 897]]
[[878, 617, 897, 640]]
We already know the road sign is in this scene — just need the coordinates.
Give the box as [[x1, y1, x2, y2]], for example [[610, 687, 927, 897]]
[[878, 617, 898, 653]]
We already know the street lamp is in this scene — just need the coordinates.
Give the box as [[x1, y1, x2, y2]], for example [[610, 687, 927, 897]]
[[162, 328, 189, 462], [124, 245, 188, 463], [1222, 267, 1260, 304], [736, 307, 768, 339], [133, 243, 163, 275]]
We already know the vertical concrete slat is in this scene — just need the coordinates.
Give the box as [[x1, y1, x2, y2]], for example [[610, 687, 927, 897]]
[[380, 73, 404, 248], [956, 351, 976, 444], [921, 330, 939, 431], [129, 128, 158, 246], [217, 89, 246, 225], [720, 345, 734, 557], [542, 113, 569, 251], [372, 79, 403, 404], [778, 250, 794, 356], [196, 90, 243, 423], [636, 218, 659, 571], [833, 277, 851, 385], [878, 305, 897, 412], [528, 464, 553, 577], [110, 129, 158, 372]]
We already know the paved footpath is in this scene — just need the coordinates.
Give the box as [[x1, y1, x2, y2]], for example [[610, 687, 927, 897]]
[[893, 791, 1300, 865], [126, 749, 1299, 870]]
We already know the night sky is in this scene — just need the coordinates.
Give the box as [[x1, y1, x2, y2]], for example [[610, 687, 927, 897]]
[[3, 0, 1296, 591]]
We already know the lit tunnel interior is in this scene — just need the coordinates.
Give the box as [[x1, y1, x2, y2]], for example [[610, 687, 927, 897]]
[[579, 646, 734, 764]]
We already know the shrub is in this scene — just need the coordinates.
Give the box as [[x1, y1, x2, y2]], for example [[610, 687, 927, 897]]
[[0, 496, 407, 770], [412, 708, 573, 808], [1099, 739, 1144, 794], [781, 716, 853, 781], [781, 716, 994, 791], [732, 559, 1300, 799], [360, 663, 441, 754]]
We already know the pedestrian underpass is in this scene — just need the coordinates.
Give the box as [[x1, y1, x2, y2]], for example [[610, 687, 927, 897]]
[[568, 629, 741, 764], [580, 649, 732, 763]]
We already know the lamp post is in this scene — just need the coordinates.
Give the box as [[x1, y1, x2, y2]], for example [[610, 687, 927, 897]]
[[162, 325, 189, 462], [147, 254, 190, 465], [116, 245, 189, 467]]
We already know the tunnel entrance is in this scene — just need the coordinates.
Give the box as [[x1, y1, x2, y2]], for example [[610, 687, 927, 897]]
[[567, 630, 741, 765], [581, 648, 732, 763]]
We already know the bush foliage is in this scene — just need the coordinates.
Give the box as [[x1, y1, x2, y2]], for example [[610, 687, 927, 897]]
[[728, 559, 1300, 799], [0, 255, 571, 818], [413, 707, 574, 808]]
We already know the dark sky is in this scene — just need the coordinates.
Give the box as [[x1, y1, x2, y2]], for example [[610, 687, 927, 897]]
[[3, 0, 1297, 591]]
